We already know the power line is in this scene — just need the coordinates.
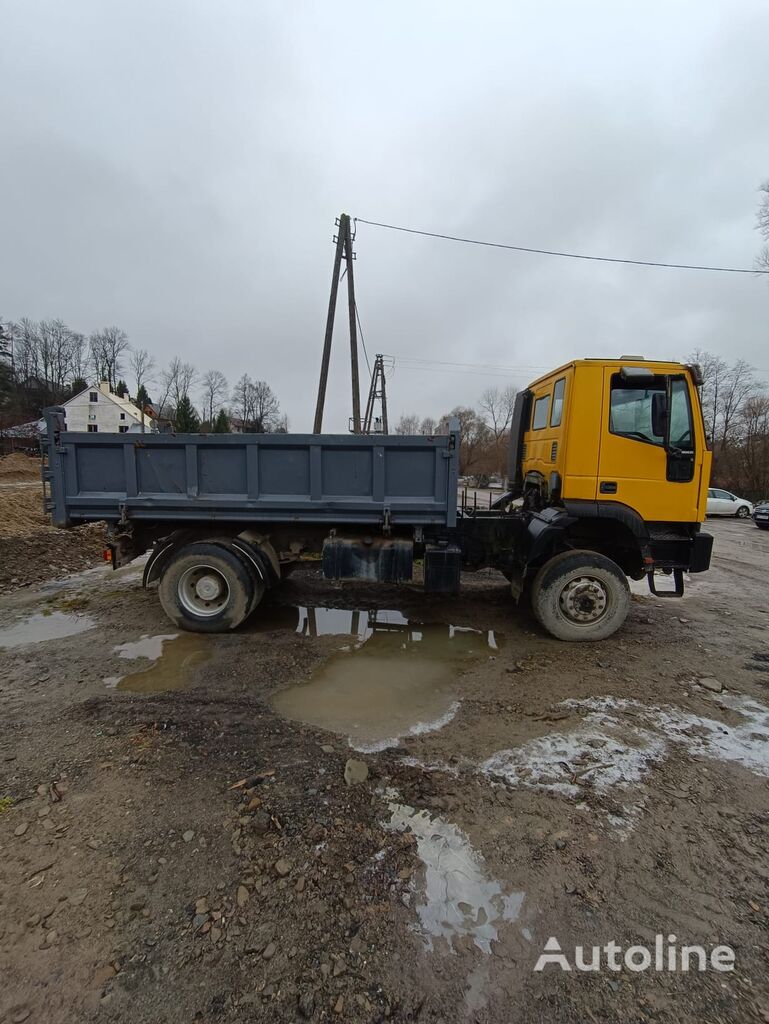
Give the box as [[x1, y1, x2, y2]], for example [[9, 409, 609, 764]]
[[355, 217, 769, 275], [354, 300, 372, 376]]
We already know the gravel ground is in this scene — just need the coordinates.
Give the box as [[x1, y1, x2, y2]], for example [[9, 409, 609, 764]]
[[1, 514, 769, 1024]]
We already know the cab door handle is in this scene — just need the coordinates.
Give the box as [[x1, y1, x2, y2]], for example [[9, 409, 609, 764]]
[[600, 481, 618, 494]]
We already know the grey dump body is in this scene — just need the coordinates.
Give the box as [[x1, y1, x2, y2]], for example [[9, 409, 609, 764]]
[[42, 408, 459, 530]]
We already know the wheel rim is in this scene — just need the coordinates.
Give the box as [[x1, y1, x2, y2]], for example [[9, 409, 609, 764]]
[[737, 507, 749, 518], [559, 575, 609, 625], [177, 564, 231, 618]]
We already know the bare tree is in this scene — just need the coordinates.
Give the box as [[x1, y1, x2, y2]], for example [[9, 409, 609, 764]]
[[89, 327, 129, 389], [156, 357, 197, 422], [720, 360, 758, 452], [738, 394, 769, 498], [251, 379, 280, 432], [478, 385, 517, 441], [230, 374, 281, 432], [231, 373, 255, 427], [130, 348, 156, 433], [394, 413, 420, 434], [690, 349, 727, 444], [200, 369, 228, 425], [438, 407, 492, 475], [419, 416, 437, 435]]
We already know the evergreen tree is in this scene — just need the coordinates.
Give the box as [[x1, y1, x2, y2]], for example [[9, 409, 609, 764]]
[[212, 408, 230, 433], [175, 395, 200, 432], [136, 383, 151, 410], [115, 379, 128, 398]]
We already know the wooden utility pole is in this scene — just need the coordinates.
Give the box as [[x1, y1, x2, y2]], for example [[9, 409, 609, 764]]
[[313, 214, 361, 433]]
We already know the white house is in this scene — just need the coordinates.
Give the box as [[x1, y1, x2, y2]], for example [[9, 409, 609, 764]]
[[40, 381, 148, 433]]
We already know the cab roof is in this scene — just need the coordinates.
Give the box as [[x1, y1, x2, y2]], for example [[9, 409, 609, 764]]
[[526, 358, 689, 390]]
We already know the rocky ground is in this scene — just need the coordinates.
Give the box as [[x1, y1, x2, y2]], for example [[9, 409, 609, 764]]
[[1, 483, 769, 1023]]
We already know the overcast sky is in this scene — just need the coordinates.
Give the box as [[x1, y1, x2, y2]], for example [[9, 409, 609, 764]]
[[2, 0, 768, 431]]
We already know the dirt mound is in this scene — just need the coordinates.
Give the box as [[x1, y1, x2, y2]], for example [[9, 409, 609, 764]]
[[0, 452, 40, 481], [0, 479, 106, 589], [0, 523, 106, 590], [0, 486, 49, 538]]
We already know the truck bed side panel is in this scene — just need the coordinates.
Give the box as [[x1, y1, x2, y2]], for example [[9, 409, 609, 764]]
[[43, 411, 459, 530]]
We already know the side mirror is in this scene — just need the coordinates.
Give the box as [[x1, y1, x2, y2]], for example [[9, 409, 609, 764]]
[[651, 392, 668, 438]]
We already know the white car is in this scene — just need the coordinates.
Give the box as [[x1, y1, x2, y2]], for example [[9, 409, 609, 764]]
[[706, 488, 753, 518]]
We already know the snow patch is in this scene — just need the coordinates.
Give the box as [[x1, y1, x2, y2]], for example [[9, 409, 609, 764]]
[[481, 693, 769, 831]]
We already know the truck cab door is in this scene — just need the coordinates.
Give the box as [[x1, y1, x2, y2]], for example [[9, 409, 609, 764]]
[[598, 367, 700, 523]]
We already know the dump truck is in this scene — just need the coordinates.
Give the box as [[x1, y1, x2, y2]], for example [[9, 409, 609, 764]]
[[42, 357, 713, 642]]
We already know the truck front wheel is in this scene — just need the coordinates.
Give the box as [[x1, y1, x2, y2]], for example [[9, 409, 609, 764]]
[[530, 549, 630, 642], [158, 542, 255, 632]]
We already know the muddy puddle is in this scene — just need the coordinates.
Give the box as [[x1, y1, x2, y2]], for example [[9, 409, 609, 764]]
[[104, 633, 211, 694], [269, 606, 500, 750], [0, 610, 96, 649], [382, 787, 524, 954]]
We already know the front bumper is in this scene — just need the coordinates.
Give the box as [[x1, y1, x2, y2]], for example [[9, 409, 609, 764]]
[[648, 530, 713, 574]]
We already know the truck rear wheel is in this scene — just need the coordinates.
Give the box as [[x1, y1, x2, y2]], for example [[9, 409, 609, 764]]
[[158, 542, 255, 632], [530, 549, 630, 642]]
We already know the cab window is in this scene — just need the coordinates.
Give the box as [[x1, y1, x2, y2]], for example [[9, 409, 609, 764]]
[[550, 378, 566, 427], [668, 377, 693, 449], [610, 374, 694, 450], [610, 375, 666, 445], [531, 394, 550, 430]]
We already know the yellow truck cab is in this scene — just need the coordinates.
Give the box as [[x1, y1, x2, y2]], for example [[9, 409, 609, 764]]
[[497, 357, 713, 636]]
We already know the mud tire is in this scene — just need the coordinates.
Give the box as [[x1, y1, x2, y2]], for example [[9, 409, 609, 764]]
[[158, 542, 254, 633], [530, 549, 630, 642]]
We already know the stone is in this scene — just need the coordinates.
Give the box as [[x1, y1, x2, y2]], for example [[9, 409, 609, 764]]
[[182, 830, 195, 843], [298, 990, 315, 1018], [92, 965, 116, 989], [321, 745, 335, 754], [344, 759, 368, 786], [262, 941, 277, 960], [236, 886, 250, 908], [274, 859, 291, 877], [14, 823, 29, 837], [333, 995, 344, 1014], [699, 676, 723, 693], [252, 811, 271, 834]]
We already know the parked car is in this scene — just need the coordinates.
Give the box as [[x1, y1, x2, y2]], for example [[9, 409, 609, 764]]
[[753, 501, 769, 531], [706, 488, 753, 518]]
